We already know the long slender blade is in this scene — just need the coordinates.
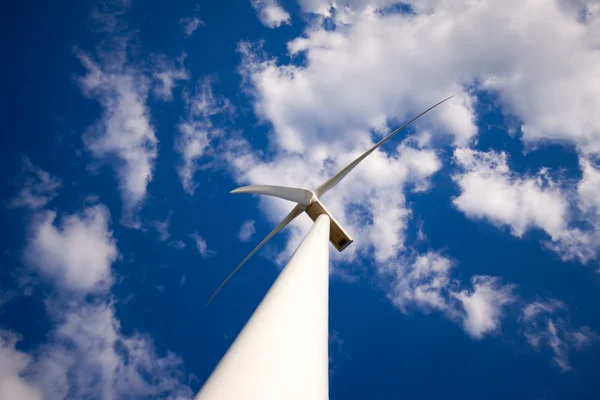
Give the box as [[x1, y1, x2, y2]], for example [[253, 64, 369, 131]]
[[205, 204, 304, 307], [231, 185, 315, 207], [314, 96, 454, 197]]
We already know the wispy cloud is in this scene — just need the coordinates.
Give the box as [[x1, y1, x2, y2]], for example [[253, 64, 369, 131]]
[[181, 17, 204, 37], [169, 239, 187, 250], [9, 158, 61, 210], [190, 232, 215, 258], [238, 220, 256, 242], [151, 54, 190, 101], [521, 299, 599, 371], [76, 47, 158, 227], [152, 213, 189, 249], [176, 78, 234, 195], [76, 7, 190, 227], [152, 212, 173, 242]]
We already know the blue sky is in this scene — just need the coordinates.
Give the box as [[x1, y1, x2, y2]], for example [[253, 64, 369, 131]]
[[1, 0, 600, 399]]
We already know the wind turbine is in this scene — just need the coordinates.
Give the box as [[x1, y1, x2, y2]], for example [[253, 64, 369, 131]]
[[195, 96, 453, 400], [205, 95, 453, 306]]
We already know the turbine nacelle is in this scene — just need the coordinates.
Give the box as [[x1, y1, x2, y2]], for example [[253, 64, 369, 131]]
[[305, 197, 353, 251], [231, 185, 353, 251]]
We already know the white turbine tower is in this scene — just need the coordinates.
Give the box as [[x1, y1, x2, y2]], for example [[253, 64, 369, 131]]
[[195, 96, 453, 400]]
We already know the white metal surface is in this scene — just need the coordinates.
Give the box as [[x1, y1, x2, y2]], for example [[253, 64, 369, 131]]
[[196, 214, 331, 400], [231, 185, 316, 207]]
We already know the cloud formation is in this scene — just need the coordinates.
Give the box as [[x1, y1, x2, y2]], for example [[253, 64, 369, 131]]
[[76, 48, 158, 227], [153, 213, 173, 242], [453, 148, 569, 238], [0, 331, 42, 400], [190, 232, 215, 258], [24, 204, 118, 292], [176, 79, 234, 195], [388, 253, 517, 339], [454, 276, 517, 339], [250, 0, 291, 28], [9, 158, 61, 210], [152, 54, 190, 101], [453, 148, 600, 264], [522, 299, 599, 371], [238, 220, 256, 242], [0, 301, 193, 400], [181, 17, 204, 37], [389, 252, 455, 313], [76, 8, 190, 226], [35, 301, 193, 399], [6, 170, 193, 399], [286, 0, 600, 154]]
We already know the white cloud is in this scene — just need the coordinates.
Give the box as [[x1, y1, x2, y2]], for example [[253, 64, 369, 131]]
[[453, 148, 569, 239], [387, 253, 517, 339], [9, 158, 61, 210], [152, 213, 172, 242], [578, 158, 600, 215], [243, 0, 600, 156], [296, 0, 403, 16], [152, 54, 190, 101], [190, 232, 215, 258], [250, 0, 291, 28], [24, 204, 118, 292], [454, 276, 517, 339], [169, 239, 187, 250], [238, 220, 256, 242], [522, 299, 599, 371], [77, 9, 191, 226], [14, 195, 193, 398], [0, 330, 42, 400], [522, 298, 566, 322], [561, 158, 600, 262], [40, 301, 192, 399], [389, 252, 455, 313], [176, 79, 234, 195], [89, 1, 131, 34], [1, 301, 193, 400], [230, 0, 600, 273], [547, 158, 600, 263], [453, 148, 600, 264], [181, 17, 204, 37], [76, 50, 158, 227]]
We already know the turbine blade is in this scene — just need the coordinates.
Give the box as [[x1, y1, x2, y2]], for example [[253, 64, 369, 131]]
[[231, 185, 315, 207], [205, 204, 304, 307], [314, 96, 454, 197]]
